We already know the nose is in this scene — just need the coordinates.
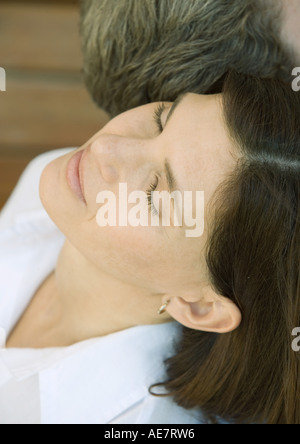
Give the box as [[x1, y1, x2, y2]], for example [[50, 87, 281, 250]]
[[90, 133, 156, 184]]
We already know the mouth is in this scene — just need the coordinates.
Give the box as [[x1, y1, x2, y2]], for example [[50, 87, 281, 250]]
[[66, 149, 87, 205]]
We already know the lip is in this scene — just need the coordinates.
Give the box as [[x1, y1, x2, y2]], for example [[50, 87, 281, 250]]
[[66, 149, 87, 205]]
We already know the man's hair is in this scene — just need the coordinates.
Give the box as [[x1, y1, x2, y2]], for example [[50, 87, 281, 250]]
[[151, 71, 300, 424], [79, 0, 293, 117]]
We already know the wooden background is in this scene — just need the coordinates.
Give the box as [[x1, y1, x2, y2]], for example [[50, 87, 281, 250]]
[[0, 0, 110, 210]]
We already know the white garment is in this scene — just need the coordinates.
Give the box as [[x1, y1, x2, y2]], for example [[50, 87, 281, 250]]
[[0, 149, 203, 425]]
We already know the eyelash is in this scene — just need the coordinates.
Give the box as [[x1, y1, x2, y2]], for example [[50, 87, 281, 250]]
[[153, 103, 166, 134], [146, 175, 159, 216]]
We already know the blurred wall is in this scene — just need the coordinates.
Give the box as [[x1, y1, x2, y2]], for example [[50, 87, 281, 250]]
[[0, 0, 110, 210]]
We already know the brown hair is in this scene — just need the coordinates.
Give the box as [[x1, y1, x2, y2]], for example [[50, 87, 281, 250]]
[[150, 71, 300, 424], [79, 0, 293, 117]]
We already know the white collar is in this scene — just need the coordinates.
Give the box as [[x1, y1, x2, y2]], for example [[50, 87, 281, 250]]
[[1, 322, 181, 424]]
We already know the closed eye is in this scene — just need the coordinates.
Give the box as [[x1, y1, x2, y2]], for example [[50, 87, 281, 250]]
[[153, 103, 166, 134], [146, 175, 159, 216]]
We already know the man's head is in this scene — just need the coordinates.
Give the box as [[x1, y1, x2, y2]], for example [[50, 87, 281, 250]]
[[80, 0, 294, 117]]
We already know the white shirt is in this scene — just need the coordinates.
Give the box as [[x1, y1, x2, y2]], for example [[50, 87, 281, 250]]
[[0, 149, 203, 425]]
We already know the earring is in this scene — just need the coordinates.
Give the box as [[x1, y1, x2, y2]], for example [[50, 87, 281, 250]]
[[158, 300, 170, 315]]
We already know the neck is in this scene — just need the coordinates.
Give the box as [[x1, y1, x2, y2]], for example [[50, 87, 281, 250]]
[[49, 240, 171, 343]]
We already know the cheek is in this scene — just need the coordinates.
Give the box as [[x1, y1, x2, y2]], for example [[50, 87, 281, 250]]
[[72, 221, 179, 286], [89, 224, 165, 266]]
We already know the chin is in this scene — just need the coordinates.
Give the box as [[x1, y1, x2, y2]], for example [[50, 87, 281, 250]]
[[39, 157, 67, 225], [39, 155, 88, 238]]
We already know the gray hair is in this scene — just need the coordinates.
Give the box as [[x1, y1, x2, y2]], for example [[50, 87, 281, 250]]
[[80, 0, 293, 117]]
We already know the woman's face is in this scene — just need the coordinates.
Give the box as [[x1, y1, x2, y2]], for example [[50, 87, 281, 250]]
[[40, 93, 237, 297]]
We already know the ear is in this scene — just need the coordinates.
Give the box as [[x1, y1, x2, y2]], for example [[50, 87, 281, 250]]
[[165, 286, 241, 334]]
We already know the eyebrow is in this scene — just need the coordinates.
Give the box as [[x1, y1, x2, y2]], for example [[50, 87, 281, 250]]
[[163, 93, 188, 194], [164, 93, 188, 128]]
